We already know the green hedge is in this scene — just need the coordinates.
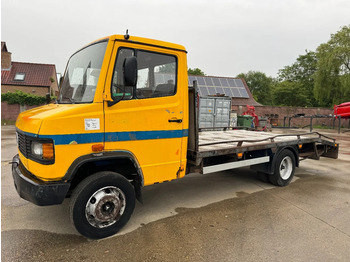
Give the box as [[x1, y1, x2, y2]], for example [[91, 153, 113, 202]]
[[1, 90, 47, 106]]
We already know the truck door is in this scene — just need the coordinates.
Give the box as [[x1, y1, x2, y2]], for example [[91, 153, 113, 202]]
[[104, 46, 186, 186]]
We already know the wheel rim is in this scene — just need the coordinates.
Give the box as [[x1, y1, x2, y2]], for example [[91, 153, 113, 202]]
[[279, 156, 293, 180], [85, 186, 126, 228]]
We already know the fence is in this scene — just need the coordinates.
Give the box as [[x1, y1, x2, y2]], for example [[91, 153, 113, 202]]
[[1, 102, 41, 122]]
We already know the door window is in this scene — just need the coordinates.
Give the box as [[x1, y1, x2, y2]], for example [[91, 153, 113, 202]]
[[111, 48, 177, 100], [111, 48, 135, 100]]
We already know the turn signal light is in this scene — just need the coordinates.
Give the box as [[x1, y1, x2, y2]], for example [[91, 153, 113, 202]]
[[92, 144, 104, 152], [42, 143, 54, 160]]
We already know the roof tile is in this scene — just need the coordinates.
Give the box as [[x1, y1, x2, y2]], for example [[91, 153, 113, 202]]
[[1, 62, 56, 87]]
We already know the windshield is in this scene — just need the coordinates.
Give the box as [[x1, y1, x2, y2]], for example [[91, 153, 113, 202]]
[[58, 41, 108, 103]]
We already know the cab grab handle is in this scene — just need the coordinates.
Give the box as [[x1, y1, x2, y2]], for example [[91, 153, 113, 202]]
[[168, 119, 182, 123]]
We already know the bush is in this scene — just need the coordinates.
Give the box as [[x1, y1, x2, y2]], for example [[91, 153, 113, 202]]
[[1, 90, 46, 106]]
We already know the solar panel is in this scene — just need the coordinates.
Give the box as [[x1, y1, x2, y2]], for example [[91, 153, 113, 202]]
[[207, 86, 216, 95], [199, 86, 209, 96], [197, 77, 205, 86], [239, 87, 249, 98], [231, 88, 241, 97], [213, 78, 221, 86], [189, 76, 196, 86], [228, 78, 236, 87], [197, 85, 202, 96], [223, 88, 233, 97], [235, 79, 244, 87], [204, 77, 213, 86], [216, 87, 224, 95], [188, 75, 250, 99], [220, 78, 229, 87]]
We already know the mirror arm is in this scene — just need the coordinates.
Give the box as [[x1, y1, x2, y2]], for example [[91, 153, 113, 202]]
[[107, 100, 119, 107], [107, 90, 126, 107]]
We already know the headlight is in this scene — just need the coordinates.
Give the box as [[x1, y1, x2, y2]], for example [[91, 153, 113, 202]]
[[31, 141, 54, 160], [32, 142, 43, 156]]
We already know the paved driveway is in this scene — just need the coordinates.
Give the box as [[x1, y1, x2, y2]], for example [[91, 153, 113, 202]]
[[2, 125, 350, 261]]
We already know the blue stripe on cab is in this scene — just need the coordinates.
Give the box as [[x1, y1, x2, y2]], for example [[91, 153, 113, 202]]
[[37, 129, 188, 145], [40, 133, 104, 145], [105, 129, 187, 142]]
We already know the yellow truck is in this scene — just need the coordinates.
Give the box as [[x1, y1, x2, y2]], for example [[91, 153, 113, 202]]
[[12, 33, 339, 239]]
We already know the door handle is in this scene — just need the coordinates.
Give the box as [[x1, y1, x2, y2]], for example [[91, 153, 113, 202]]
[[168, 119, 182, 123]]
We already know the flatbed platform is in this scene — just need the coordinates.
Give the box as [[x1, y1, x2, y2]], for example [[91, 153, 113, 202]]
[[198, 130, 336, 152], [188, 129, 338, 166]]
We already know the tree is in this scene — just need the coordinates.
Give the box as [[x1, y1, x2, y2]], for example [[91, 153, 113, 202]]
[[236, 71, 274, 105], [278, 50, 318, 107], [314, 25, 350, 106], [188, 68, 205, 76], [273, 81, 309, 106]]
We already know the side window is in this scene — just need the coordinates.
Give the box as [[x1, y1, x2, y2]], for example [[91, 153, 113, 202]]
[[112, 48, 177, 100], [111, 48, 134, 100], [136, 51, 177, 99]]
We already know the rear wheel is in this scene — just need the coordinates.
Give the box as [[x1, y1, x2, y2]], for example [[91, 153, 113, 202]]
[[269, 149, 296, 186], [69, 171, 135, 239]]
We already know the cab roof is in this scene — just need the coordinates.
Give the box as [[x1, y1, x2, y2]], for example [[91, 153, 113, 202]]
[[89, 34, 187, 53]]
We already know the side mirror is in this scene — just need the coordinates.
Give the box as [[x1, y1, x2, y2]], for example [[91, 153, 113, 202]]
[[108, 56, 138, 107], [123, 56, 137, 86]]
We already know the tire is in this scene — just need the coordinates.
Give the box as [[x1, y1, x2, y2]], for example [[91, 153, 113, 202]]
[[269, 149, 296, 187], [69, 171, 135, 239]]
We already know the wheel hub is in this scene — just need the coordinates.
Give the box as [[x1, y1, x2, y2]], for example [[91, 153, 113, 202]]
[[85, 186, 126, 228], [95, 195, 121, 221], [279, 156, 293, 180]]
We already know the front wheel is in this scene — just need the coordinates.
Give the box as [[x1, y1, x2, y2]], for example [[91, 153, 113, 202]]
[[269, 149, 296, 187], [69, 171, 135, 239]]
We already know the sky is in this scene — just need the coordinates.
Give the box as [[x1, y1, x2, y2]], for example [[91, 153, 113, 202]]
[[1, 0, 350, 78]]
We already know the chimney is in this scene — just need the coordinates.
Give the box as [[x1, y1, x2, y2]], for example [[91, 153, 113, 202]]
[[1, 42, 12, 69]]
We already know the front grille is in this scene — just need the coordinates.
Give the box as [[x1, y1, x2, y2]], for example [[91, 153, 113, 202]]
[[17, 132, 31, 158]]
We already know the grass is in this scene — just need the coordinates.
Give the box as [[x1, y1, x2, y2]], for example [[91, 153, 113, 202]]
[[311, 125, 333, 129]]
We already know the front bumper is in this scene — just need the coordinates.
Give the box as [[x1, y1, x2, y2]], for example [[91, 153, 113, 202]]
[[12, 154, 70, 206]]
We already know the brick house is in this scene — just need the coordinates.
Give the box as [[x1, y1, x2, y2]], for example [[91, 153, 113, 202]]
[[1, 42, 59, 96]]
